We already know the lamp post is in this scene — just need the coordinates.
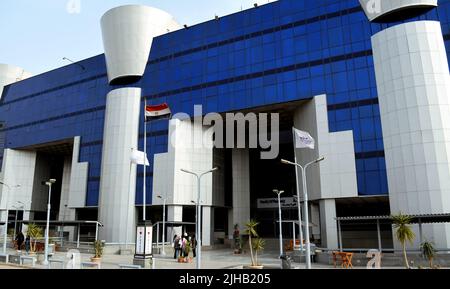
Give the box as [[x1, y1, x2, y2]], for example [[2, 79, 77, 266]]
[[43, 179, 56, 266], [181, 167, 219, 269], [273, 189, 284, 258], [157, 195, 166, 256], [1, 181, 20, 254], [281, 156, 325, 269]]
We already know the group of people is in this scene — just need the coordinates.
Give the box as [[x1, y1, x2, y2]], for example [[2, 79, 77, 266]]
[[14, 232, 31, 254], [173, 233, 197, 259]]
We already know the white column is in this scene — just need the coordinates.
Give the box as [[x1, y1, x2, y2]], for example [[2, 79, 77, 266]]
[[98, 88, 141, 243], [202, 206, 214, 247], [232, 149, 251, 231], [58, 156, 76, 241], [167, 205, 183, 239], [319, 199, 338, 249], [372, 21, 450, 248]]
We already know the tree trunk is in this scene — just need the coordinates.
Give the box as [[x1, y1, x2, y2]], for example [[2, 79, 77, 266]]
[[249, 235, 255, 266], [402, 242, 409, 269], [429, 258, 433, 269]]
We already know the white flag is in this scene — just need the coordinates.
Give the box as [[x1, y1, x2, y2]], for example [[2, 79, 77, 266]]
[[293, 128, 315, 149], [130, 149, 149, 166]]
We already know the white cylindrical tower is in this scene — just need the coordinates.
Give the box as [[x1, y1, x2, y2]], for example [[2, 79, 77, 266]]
[[359, 0, 437, 22], [98, 87, 142, 243], [100, 5, 180, 85], [0, 64, 33, 100], [372, 20, 450, 247]]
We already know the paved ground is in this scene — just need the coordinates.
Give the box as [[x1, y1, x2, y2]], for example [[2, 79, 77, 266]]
[[0, 248, 435, 269]]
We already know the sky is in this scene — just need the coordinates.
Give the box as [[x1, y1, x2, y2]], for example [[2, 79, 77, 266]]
[[0, 0, 275, 75]]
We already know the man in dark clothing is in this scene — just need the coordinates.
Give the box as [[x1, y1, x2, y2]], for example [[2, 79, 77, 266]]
[[15, 232, 25, 251]]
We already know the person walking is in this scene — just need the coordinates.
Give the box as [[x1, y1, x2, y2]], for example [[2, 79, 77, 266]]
[[191, 235, 197, 258], [173, 235, 181, 259], [15, 232, 25, 252], [181, 234, 187, 258], [25, 235, 31, 255]]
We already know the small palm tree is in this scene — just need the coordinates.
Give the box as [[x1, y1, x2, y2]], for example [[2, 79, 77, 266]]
[[93, 240, 104, 259], [391, 213, 415, 269], [244, 220, 259, 266], [26, 223, 43, 253], [252, 238, 265, 266], [420, 241, 436, 268]]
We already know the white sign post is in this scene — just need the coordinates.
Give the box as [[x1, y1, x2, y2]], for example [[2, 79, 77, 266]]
[[133, 222, 153, 268]]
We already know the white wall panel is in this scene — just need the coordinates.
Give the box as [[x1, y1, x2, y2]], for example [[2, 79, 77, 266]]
[[0, 149, 36, 212], [68, 136, 89, 208], [293, 94, 358, 201]]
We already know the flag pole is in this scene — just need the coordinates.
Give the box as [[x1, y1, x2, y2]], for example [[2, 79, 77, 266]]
[[292, 127, 305, 257], [143, 98, 147, 222]]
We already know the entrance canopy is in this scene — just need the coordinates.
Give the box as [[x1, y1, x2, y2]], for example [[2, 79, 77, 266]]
[[335, 213, 450, 252]]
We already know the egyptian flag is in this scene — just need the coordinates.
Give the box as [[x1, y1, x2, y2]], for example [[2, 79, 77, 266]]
[[145, 103, 171, 121]]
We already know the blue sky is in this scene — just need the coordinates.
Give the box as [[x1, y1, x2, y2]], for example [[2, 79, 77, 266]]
[[0, 0, 274, 75]]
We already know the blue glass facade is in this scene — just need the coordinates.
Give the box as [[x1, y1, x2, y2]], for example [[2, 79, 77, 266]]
[[1, 0, 450, 207]]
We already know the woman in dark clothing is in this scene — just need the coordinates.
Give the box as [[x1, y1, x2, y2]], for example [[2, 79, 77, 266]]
[[15, 232, 25, 252]]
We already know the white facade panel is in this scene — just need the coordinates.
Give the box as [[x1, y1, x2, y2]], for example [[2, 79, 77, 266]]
[[0, 149, 36, 212], [153, 118, 214, 207], [293, 94, 358, 201], [372, 21, 450, 248], [98, 88, 142, 243], [68, 136, 89, 208]]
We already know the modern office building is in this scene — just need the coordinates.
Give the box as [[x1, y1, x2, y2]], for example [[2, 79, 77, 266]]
[[1, 0, 450, 250]]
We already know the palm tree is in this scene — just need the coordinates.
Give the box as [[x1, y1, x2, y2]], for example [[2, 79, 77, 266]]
[[244, 220, 259, 266], [391, 213, 415, 268], [252, 238, 265, 266], [26, 223, 43, 253], [420, 241, 436, 268]]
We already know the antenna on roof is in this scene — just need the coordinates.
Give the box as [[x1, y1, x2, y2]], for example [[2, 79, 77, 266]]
[[63, 57, 85, 70]]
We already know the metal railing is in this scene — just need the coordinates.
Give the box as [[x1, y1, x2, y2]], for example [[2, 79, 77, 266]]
[[316, 247, 450, 254]]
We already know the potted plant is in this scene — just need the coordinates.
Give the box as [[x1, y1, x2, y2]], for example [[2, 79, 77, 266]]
[[244, 220, 264, 269], [184, 241, 193, 263], [252, 238, 265, 269], [91, 240, 104, 263], [391, 213, 415, 269], [26, 223, 43, 255], [420, 241, 437, 269]]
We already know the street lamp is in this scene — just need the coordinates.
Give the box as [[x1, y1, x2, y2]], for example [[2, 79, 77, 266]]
[[43, 179, 56, 266], [180, 167, 219, 269], [273, 189, 284, 258], [157, 195, 167, 256], [1, 181, 20, 254], [281, 156, 325, 269]]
